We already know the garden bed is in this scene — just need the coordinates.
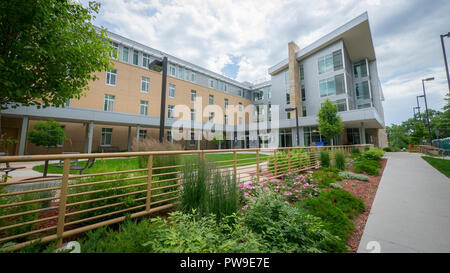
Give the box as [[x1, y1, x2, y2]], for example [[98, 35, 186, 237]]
[[342, 158, 387, 252]]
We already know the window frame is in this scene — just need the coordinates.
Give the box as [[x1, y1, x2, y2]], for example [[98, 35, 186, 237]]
[[101, 128, 113, 146], [106, 70, 117, 86], [140, 100, 148, 116], [141, 77, 150, 93], [168, 84, 175, 98]]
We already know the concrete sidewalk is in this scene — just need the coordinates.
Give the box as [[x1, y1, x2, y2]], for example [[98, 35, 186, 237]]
[[358, 152, 450, 253]]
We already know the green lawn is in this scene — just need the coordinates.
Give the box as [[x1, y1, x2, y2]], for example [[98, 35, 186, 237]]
[[422, 156, 450, 178], [32, 153, 270, 175]]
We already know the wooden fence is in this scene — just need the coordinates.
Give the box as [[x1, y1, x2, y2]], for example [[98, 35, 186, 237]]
[[0, 144, 372, 251]]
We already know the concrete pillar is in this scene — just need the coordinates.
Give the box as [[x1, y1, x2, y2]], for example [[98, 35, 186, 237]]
[[18, 116, 29, 155], [360, 122, 366, 144], [127, 126, 132, 151], [136, 124, 140, 142], [197, 130, 201, 150], [87, 121, 94, 153], [84, 123, 89, 153]]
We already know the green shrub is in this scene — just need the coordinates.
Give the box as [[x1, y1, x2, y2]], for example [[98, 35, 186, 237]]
[[329, 183, 342, 189], [361, 148, 384, 161], [364, 146, 370, 152], [245, 193, 346, 253], [354, 159, 381, 176], [338, 171, 370, 182], [351, 147, 361, 154], [181, 158, 238, 219], [320, 151, 330, 168], [268, 149, 310, 174], [300, 194, 354, 241], [311, 169, 342, 188], [318, 189, 365, 218], [334, 151, 346, 170], [383, 147, 393, 152]]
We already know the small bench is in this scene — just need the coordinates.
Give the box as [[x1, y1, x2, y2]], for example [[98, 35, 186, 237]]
[[0, 152, 26, 177], [70, 158, 96, 175]]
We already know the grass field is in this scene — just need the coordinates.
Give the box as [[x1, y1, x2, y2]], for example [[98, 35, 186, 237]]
[[422, 156, 450, 178], [32, 153, 270, 175]]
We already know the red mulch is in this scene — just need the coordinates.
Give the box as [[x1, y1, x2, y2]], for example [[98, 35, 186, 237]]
[[342, 158, 388, 252]]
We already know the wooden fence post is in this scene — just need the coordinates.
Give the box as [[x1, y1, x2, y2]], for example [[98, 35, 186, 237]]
[[273, 149, 277, 176], [287, 148, 291, 172], [256, 150, 260, 183], [56, 158, 70, 248], [146, 155, 153, 211], [233, 151, 237, 180]]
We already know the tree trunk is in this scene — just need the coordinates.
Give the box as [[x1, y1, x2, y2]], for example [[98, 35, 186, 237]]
[[43, 160, 49, 177]]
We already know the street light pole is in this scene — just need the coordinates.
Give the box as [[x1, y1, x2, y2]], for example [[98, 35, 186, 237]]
[[421, 77, 434, 145], [148, 57, 168, 144], [440, 32, 450, 92], [285, 107, 300, 147]]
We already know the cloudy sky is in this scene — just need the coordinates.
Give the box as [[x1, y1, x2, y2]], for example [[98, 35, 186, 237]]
[[87, 0, 450, 126]]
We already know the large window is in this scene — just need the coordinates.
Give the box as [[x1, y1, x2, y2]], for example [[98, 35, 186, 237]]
[[300, 63, 305, 81], [139, 130, 147, 140], [353, 60, 368, 78], [168, 84, 175, 98], [141, 77, 150, 93], [318, 50, 343, 74], [106, 70, 117, 86], [209, 95, 214, 105], [178, 67, 183, 79], [347, 128, 360, 145], [190, 90, 196, 102], [319, 74, 345, 97], [357, 103, 371, 109], [185, 69, 190, 81], [190, 109, 195, 121], [122, 47, 129, 62], [169, 64, 176, 76], [191, 72, 196, 82], [133, 50, 139, 65], [239, 102, 243, 111], [101, 128, 113, 146], [303, 127, 321, 147], [142, 53, 150, 68], [320, 99, 347, 112], [110, 42, 118, 58], [224, 98, 228, 109], [355, 81, 370, 100], [104, 94, 115, 112], [140, 100, 148, 116], [301, 84, 306, 101], [167, 131, 172, 142], [168, 105, 174, 118]]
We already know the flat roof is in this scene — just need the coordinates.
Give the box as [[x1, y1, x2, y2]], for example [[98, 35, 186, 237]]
[[269, 12, 376, 75]]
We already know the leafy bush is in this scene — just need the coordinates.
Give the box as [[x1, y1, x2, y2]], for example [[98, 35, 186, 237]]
[[268, 149, 310, 173], [181, 158, 238, 219], [351, 147, 361, 154], [329, 183, 342, 189], [334, 151, 346, 170], [354, 159, 381, 176], [383, 147, 393, 152], [80, 213, 265, 253], [245, 193, 346, 253], [300, 193, 354, 242], [361, 148, 384, 161], [364, 146, 370, 152], [318, 189, 365, 218], [311, 169, 342, 188], [338, 171, 370, 182], [320, 151, 330, 168]]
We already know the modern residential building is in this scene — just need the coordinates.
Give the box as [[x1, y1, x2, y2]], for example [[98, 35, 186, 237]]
[[0, 12, 386, 155]]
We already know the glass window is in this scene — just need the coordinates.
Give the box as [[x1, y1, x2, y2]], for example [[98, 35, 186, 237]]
[[178, 66, 183, 79], [169, 64, 176, 76], [101, 128, 113, 145], [333, 50, 343, 71], [239, 102, 243, 111], [110, 42, 118, 58], [224, 84, 227, 92], [318, 53, 333, 74], [335, 99, 347, 112], [319, 74, 345, 97], [286, 93, 290, 104], [224, 98, 228, 109], [209, 79, 214, 88], [287, 112, 291, 119], [133, 50, 139, 65], [300, 63, 305, 81], [168, 84, 175, 98], [209, 112, 214, 121], [106, 70, 117, 86], [104, 94, 115, 112], [302, 106, 307, 117], [191, 72, 196, 82], [167, 131, 172, 142], [301, 84, 306, 101], [357, 103, 371, 109], [335, 74, 345, 95], [140, 100, 148, 115], [353, 60, 368, 78], [139, 130, 147, 140], [239, 117, 243, 125], [209, 95, 214, 105], [141, 77, 149, 93], [347, 128, 360, 145], [190, 132, 195, 146], [184, 69, 190, 81], [190, 109, 195, 121], [356, 81, 370, 100], [190, 90, 196, 102], [168, 105, 174, 118], [224, 114, 228, 125], [122, 47, 129, 62], [142, 53, 150, 68], [284, 70, 289, 85]]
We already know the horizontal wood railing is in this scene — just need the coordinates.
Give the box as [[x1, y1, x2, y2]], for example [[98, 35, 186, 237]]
[[0, 144, 372, 251]]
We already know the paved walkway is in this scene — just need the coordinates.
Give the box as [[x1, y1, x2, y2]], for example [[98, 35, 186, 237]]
[[358, 152, 450, 253]]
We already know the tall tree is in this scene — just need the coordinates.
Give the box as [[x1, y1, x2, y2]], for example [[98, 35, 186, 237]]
[[0, 0, 113, 110], [317, 98, 344, 145]]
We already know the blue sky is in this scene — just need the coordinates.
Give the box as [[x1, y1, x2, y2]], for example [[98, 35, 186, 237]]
[[86, 0, 450, 126]]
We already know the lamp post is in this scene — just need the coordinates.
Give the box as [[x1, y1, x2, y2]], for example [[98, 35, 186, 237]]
[[421, 77, 434, 145], [413, 106, 419, 121], [416, 95, 425, 126], [285, 107, 300, 146], [440, 32, 450, 91], [148, 57, 168, 143]]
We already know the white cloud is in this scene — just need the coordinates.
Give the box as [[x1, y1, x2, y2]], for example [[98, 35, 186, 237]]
[[89, 0, 450, 125]]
